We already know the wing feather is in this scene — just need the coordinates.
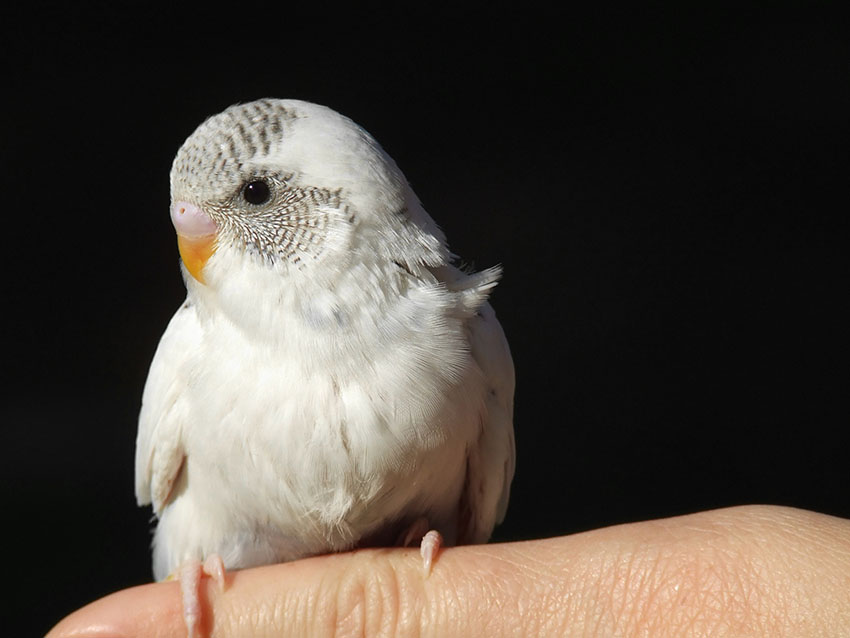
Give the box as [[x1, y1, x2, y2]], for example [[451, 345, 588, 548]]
[[445, 262, 516, 541], [463, 300, 516, 541], [135, 301, 200, 514]]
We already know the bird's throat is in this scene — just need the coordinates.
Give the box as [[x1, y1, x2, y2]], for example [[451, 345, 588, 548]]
[[177, 234, 216, 284]]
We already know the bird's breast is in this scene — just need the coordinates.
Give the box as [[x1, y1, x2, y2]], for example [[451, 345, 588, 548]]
[[177, 302, 480, 527]]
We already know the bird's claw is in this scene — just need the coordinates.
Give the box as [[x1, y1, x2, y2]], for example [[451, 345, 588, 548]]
[[177, 554, 227, 638], [420, 529, 443, 577]]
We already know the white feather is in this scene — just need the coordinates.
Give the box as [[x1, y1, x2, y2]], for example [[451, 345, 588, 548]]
[[135, 99, 515, 579]]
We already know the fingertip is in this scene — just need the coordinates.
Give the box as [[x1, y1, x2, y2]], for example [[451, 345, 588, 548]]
[[45, 581, 185, 638]]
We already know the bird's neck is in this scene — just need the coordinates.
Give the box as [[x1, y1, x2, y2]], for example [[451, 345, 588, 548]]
[[186, 255, 455, 370]]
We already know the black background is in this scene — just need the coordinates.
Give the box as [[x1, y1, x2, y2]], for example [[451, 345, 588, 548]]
[[3, 5, 847, 635]]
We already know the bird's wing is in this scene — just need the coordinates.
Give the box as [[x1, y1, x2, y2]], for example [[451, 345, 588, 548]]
[[135, 300, 200, 514], [458, 299, 516, 543]]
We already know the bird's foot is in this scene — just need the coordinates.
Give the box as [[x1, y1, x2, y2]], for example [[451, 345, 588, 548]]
[[176, 554, 226, 638], [419, 530, 443, 577], [397, 518, 443, 577]]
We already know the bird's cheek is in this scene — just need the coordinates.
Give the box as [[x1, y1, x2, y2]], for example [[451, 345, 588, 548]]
[[171, 201, 218, 284]]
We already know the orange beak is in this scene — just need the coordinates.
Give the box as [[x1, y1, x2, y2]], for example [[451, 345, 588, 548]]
[[171, 201, 218, 284], [176, 234, 216, 284]]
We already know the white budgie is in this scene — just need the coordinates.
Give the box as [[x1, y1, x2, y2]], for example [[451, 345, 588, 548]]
[[135, 99, 515, 636]]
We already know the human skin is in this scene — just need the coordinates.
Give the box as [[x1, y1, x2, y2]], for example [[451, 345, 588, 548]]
[[47, 505, 850, 637]]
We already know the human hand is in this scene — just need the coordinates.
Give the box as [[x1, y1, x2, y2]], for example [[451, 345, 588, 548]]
[[47, 505, 850, 637]]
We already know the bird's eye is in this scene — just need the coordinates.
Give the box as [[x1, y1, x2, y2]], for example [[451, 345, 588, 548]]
[[242, 180, 272, 205]]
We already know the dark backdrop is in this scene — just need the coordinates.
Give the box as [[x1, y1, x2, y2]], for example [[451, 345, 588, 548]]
[[3, 6, 847, 635]]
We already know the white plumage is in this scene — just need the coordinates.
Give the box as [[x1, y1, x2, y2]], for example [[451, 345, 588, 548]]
[[135, 99, 515, 584]]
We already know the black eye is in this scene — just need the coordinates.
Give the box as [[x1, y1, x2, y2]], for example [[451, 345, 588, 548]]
[[242, 180, 272, 205]]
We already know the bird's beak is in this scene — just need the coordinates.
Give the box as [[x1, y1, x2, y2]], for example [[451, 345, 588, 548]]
[[171, 201, 218, 284]]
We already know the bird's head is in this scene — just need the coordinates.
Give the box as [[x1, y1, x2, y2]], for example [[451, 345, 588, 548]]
[[169, 99, 449, 289]]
